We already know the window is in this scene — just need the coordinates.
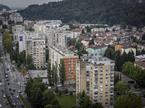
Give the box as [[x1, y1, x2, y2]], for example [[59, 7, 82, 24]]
[[20, 36, 23, 41]]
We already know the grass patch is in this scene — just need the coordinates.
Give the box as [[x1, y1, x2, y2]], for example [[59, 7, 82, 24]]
[[57, 95, 76, 108]]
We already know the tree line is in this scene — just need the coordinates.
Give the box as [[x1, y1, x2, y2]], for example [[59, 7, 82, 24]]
[[2, 31, 35, 70], [20, 0, 145, 26], [25, 78, 60, 108], [47, 59, 66, 87], [122, 62, 145, 87], [104, 45, 135, 71]]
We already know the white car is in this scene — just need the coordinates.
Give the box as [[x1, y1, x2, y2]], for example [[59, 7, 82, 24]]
[[3, 94, 6, 98], [0, 104, 2, 107]]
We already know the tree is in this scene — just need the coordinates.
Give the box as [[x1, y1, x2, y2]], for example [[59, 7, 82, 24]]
[[115, 94, 142, 108], [75, 39, 87, 58], [122, 62, 145, 87], [47, 60, 53, 86], [59, 59, 66, 86], [77, 91, 92, 108], [3, 31, 13, 53], [43, 90, 60, 108], [127, 51, 135, 63], [25, 78, 60, 108], [115, 51, 123, 71], [46, 49, 49, 62], [85, 26, 91, 33], [104, 46, 115, 60], [77, 91, 104, 108], [92, 103, 104, 108], [25, 78, 47, 108], [115, 81, 129, 95], [26, 54, 35, 69], [17, 51, 26, 67], [51, 64, 58, 86]]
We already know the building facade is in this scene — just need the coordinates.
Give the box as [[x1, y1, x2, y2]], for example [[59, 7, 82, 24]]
[[76, 55, 114, 108]]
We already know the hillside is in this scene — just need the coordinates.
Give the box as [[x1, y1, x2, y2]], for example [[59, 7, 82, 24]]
[[19, 0, 145, 26], [0, 4, 10, 11]]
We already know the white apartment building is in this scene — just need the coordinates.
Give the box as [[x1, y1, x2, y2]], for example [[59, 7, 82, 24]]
[[45, 29, 77, 48], [13, 26, 46, 69], [33, 20, 62, 33], [9, 12, 23, 23], [76, 55, 114, 108], [28, 33, 46, 69]]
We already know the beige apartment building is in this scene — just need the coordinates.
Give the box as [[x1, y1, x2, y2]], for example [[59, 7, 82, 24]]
[[76, 55, 114, 108]]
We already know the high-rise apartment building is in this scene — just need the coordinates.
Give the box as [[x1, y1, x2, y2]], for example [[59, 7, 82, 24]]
[[31, 37, 46, 69], [76, 55, 114, 108], [49, 46, 78, 84]]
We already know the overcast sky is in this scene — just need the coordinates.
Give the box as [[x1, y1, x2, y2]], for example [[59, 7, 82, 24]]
[[0, 0, 61, 8]]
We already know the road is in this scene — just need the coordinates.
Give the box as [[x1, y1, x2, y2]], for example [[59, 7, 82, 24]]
[[0, 32, 26, 108]]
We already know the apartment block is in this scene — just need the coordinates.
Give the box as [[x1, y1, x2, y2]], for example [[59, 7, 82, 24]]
[[49, 46, 78, 84], [31, 36, 46, 69], [76, 55, 114, 108]]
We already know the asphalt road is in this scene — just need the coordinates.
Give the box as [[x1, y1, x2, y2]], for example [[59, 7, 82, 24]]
[[0, 32, 26, 108]]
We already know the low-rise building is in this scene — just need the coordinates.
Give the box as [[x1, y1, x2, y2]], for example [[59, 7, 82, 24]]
[[86, 45, 107, 56], [28, 70, 48, 84]]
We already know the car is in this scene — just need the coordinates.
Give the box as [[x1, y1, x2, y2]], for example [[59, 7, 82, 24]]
[[0, 83, 2, 86], [18, 90, 22, 93], [5, 75, 8, 78], [6, 68, 9, 71], [0, 104, 2, 107], [3, 94, 6, 98]]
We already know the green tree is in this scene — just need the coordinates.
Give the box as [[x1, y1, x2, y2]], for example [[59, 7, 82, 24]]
[[92, 103, 104, 108], [77, 91, 104, 108], [104, 46, 115, 60], [25, 78, 47, 108], [59, 59, 66, 86], [46, 49, 49, 62], [25, 78, 60, 108], [115, 94, 142, 108], [26, 54, 35, 69], [75, 39, 87, 58], [43, 90, 60, 108], [115, 51, 123, 71], [47, 60, 53, 86], [52, 64, 58, 86], [127, 51, 135, 63], [77, 91, 92, 108], [3, 31, 13, 53], [17, 51, 26, 67], [115, 81, 129, 95], [85, 26, 91, 33], [122, 62, 145, 87]]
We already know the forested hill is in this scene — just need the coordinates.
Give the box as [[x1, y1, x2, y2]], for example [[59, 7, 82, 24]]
[[0, 4, 10, 11], [19, 0, 145, 26]]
